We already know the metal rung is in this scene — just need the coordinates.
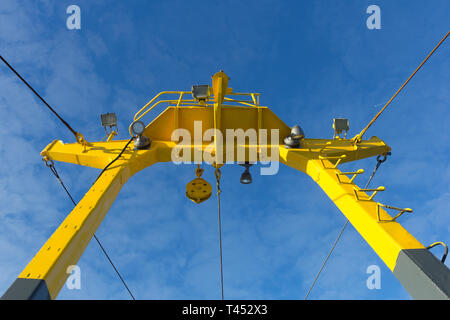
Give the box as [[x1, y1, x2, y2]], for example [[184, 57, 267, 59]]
[[318, 141, 332, 155], [377, 203, 413, 222], [336, 169, 364, 183], [353, 186, 385, 201], [319, 154, 347, 169]]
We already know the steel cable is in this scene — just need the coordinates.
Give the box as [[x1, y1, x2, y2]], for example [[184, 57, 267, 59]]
[[304, 155, 387, 299], [0, 55, 80, 140], [355, 31, 449, 142], [45, 159, 136, 300]]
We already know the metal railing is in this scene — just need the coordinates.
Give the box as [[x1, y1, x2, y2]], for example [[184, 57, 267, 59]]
[[129, 91, 261, 136]]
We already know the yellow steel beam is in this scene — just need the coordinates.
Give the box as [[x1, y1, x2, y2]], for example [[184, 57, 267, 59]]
[[281, 147, 450, 299], [40, 138, 390, 167], [41, 139, 132, 169], [5, 130, 446, 299], [279, 147, 424, 270], [3, 73, 448, 299], [15, 131, 390, 299], [18, 164, 128, 299], [6, 144, 158, 299]]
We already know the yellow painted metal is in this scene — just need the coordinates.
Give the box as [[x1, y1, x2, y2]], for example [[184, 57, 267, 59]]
[[41, 139, 131, 169], [14, 71, 428, 299], [19, 164, 127, 298], [186, 165, 212, 204], [212, 71, 228, 164], [21, 144, 159, 299], [40, 136, 391, 169], [106, 130, 118, 142], [279, 148, 424, 271], [142, 106, 289, 144], [128, 74, 261, 138], [212, 70, 229, 104], [186, 178, 212, 204]]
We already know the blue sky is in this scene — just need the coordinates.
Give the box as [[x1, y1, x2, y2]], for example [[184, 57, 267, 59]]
[[0, 0, 449, 300]]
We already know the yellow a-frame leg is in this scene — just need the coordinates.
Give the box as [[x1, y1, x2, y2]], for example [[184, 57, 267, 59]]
[[281, 148, 449, 299], [1, 140, 159, 299]]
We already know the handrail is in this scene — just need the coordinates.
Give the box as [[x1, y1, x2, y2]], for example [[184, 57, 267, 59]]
[[133, 91, 191, 121], [130, 90, 262, 136]]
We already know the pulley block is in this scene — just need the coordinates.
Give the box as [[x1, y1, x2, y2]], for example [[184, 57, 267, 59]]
[[186, 165, 212, 204]]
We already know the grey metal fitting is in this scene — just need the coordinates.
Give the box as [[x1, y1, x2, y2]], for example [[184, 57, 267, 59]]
[[284, 125, 305, 148], [133, 135, 151, 150]]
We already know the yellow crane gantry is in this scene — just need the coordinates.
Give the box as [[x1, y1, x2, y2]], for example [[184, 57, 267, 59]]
[[1, 71, 449, 300]]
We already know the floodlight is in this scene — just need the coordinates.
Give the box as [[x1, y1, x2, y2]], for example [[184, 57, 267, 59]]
[[333, 118, 349, 138], [192, 85, 211, 101], [291, 125, 304, 139], [100, 113, 117, 128], [100, 113, 118, 135], [283, 124, 305, 148]]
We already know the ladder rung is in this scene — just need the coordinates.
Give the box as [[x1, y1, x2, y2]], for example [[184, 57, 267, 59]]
[[336, 169, 364, 183], [353, 186, 385, 201], [319, 154, 347, 168], [377, 203, 412, 222], [319, 155, 347, 160], [318, 141, 332, 154]]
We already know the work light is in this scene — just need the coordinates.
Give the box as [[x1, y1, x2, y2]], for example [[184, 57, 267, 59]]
[[239, 162, 253, 184], [333, 118, 349, 138], [101, 113, 117, 128], [100, 113, 118, 135], [131, 120, 146, 136], [130, 120, 151, 150], [192, 85, 211, 101]]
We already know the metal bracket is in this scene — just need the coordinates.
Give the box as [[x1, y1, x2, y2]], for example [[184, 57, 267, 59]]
[[336, 169, 365, 184], [377, 203, 413, 222], [354, 186, 385, 201], [319, 154, 347, 169]]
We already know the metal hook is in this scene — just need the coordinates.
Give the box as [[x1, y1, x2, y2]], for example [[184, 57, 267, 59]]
[[376, 152, 391, 164], [376, 155, 387, 163], [195, 163, 204, 178], [43, 158, 55, 168], [215, 167, 221, 183]]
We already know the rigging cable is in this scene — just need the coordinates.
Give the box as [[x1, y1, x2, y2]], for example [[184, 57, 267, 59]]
[[45, 140, 136, 300], [355, 30, 449, 142], [0, 55, 80, 141], [304, 154, 388, 300], [93, 137, 134, 183], [0, 54, 136, 300], [214, 167, 225, 300]]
